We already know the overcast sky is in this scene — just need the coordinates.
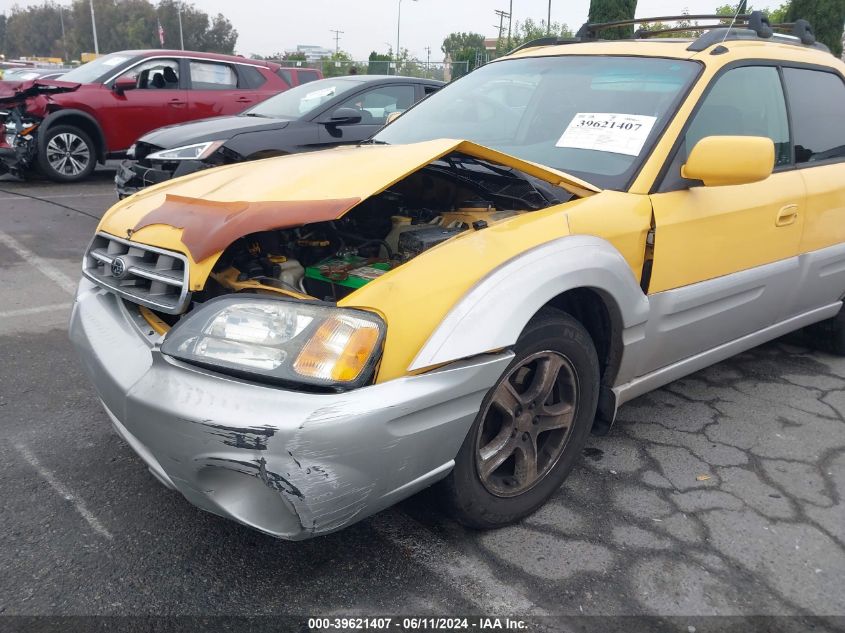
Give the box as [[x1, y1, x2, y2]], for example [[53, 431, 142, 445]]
[[0, 0, 783, 59]]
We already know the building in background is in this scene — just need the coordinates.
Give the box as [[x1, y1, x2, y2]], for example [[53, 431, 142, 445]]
[[285, 45, 333, 61]]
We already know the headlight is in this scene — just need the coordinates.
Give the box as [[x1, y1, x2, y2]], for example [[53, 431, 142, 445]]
[[160, 296, 385, 390], [146, 140, 225, 161]]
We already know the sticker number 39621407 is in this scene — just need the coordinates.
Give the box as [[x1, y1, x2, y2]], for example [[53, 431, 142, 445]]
[[555, 113, 657, 157]]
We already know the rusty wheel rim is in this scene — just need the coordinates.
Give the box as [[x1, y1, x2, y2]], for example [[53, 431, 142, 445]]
[[475, 350, 579, 498]]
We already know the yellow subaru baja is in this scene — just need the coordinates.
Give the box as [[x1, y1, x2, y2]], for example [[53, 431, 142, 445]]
[[71, 13, 845, 539]]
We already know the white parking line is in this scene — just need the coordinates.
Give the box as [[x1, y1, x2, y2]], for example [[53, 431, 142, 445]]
[[0, 303, 72, 319], [15, 442, 114, 541], [372, 511, 547, 615], [0, 231, 77, 294]]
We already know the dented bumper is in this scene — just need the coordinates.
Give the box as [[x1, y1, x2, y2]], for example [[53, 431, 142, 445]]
[[69, 280, 509, 540]]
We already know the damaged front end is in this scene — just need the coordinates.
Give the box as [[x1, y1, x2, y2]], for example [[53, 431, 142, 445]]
[[0, 79, 79, 177], [70, 139, 598, 538]]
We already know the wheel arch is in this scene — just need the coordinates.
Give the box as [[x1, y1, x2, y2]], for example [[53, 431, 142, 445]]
[[41, 109, 107, 162], [408, 235, 651, 427]]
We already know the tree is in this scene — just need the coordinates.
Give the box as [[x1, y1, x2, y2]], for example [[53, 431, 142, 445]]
[[587, 0, 638, 39], [786, 0, 845, 56], [715, 3, 789, 24], [441, 31, 485, 77], [320, 50, 362, 77], [0, 14, 6, 56], [1, 0, 237, 59], [503, 18, 573, 51], [283, 51, 307, 62], [368, 50, 391, 75]]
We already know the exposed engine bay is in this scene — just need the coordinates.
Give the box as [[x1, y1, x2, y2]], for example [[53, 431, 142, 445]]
[[199, 152, 574, 305]]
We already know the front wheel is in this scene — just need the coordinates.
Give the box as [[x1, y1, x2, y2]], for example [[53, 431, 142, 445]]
[[37, 125, 96, 183], [440, 308, 600, 529]]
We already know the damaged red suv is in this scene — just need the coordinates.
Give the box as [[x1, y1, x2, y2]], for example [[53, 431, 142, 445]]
[[0, 50, 313, 182]]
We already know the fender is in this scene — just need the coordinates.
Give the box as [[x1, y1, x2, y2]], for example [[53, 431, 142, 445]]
[[41, 109, 107, 161], [409, 235, 651, 373]]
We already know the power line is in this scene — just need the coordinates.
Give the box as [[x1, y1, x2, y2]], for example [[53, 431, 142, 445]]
[[494, 9, 511, 41]]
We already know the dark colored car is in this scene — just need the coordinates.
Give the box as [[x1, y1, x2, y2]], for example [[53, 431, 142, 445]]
[[115, 75, 443, 197], [0, 50, 320, 182]]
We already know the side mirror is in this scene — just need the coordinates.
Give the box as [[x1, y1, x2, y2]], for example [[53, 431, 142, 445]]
[[113, 76, 137, 94], [325, 107, 362, 126], [385, 111, 403, 125], [681, 135, 774, 187]]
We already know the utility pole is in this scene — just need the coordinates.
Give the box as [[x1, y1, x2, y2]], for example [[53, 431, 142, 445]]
[[494, 9, 510, 42], [547, 0, 552, 34], [507, 0, 513, 48], [330, 29, 344, 54], [59, 5, 68, 61], [396, 0, 417, 72], [89, 0, 99, 54], [178, 2, 184, 50], [424, 45, 431, 77]]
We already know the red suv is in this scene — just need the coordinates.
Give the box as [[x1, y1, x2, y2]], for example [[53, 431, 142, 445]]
[[0, 50, 321, 182]]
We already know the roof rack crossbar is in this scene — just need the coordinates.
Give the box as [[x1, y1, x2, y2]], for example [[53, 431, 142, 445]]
[[510, 10, 827, 55]]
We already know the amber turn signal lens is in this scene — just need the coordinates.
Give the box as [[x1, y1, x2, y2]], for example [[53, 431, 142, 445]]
[[293, 315, 381, 382]]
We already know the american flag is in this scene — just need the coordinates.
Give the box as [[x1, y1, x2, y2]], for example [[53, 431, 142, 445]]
[[157, 19, 165, 46]]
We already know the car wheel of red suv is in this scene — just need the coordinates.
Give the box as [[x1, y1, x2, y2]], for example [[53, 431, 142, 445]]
[[38, 125, 96, 183]]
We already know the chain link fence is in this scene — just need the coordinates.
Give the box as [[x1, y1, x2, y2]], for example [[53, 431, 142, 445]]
[[272, 59, 471, 82]]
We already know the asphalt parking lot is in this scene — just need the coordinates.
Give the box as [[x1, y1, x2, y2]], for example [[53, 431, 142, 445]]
[[1, 168, 844, 625]]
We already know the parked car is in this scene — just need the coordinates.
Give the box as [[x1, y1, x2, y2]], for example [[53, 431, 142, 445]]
[[71, 13, 845, 540], [116, 75, 443, 197], [1, 67, 70, 81], [0, 50, 320, 182]]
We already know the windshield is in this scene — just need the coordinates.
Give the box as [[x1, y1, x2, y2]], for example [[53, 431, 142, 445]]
[[60, 53, 133, 84], [245, 77, 366, 119], [375, 55, 699, 190]]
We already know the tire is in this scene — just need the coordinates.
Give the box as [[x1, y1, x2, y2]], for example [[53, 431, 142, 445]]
[[831, 307, 845, 356], [440, 307, 600, 529], [37, 125, 97, 183]]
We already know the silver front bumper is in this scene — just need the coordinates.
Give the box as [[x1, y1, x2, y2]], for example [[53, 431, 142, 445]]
[[69, 280, 511, 540]]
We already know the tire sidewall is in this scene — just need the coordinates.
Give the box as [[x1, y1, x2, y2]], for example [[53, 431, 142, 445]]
[[37, 125, 97, 183], [446, 310, 600, 527]]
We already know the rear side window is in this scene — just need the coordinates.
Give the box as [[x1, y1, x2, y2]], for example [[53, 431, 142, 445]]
[[686, 65, 791, 167], [189, 61, 238, 90], [276, 69, 293, 87], [298, 70, 320, 84], [238, 65, 267, 89], [783, 68, 845, 164]]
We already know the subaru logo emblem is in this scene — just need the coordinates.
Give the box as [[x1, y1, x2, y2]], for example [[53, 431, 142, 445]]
[[111, 257, 127, 279]]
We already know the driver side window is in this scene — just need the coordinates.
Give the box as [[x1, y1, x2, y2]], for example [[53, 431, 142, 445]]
[[337, 85, 415, 125], [119, 59, 180, 90]]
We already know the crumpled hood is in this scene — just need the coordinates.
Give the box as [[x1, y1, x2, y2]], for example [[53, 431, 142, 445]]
[[0, 79, 80, 104], [99, 138, 600, 262]]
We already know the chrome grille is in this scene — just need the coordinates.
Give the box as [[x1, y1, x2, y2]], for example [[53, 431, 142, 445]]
[[82, 232, 190, 314]]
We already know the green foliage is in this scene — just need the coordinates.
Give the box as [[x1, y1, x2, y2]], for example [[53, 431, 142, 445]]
[[1, 0, 238, 60], [588, 0, 638, 39], [786, 0, 845, 56], [502, 18, 573, 51], [715, 3, 789, 23], [320, 50, 364, 78], [441, 31, 486, 77], [0, 14, 7, 56], [283, 52, 308, 61], [368, 50, 392, 75]]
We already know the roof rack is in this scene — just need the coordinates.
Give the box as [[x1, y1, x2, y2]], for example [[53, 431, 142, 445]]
[[510, 11, 829, 54]]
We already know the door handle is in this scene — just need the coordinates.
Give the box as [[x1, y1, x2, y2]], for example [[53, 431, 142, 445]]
[[168, 98, 186, 106], [235, 97, 252, 103], [776, 204, 799, 227]]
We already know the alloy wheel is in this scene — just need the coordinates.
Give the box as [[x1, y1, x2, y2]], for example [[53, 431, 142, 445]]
[[46, 132, 91, 176], [475, 350, 579, 497]]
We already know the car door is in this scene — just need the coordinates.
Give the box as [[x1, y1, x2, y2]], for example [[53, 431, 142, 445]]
[[643, 64, 806, 374], [102, 58, 187, 151], [315, 84, 416, 147], [779, 66, 845, 315], [186, 59, 249, 119]]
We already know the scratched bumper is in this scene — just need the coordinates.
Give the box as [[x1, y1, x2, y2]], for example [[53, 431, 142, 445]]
[[69, 280, 511, 540]]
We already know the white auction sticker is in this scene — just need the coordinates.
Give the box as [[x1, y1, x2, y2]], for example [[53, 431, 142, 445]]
[[556, 113, 657, 156]]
